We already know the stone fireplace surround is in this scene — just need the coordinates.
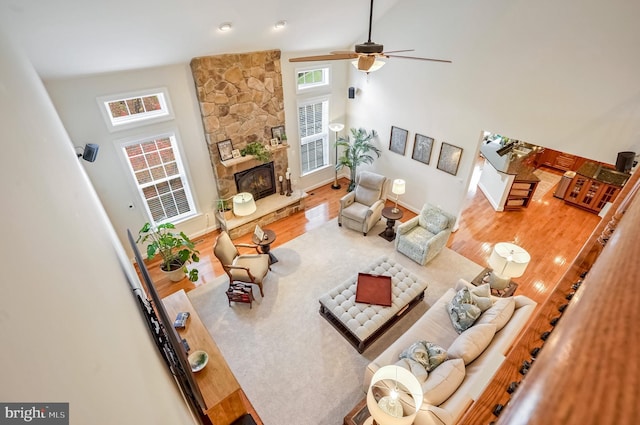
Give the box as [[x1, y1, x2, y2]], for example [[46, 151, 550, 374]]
[[190, 50, 305, 238]]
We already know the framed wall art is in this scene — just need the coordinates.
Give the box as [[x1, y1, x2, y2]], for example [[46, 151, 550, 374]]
[[412, 133, 434, 165], [389, 126, 408, 155], [217, 139, 233, 161], [271, 125, 286, 141], [437, 142, 463, 176]]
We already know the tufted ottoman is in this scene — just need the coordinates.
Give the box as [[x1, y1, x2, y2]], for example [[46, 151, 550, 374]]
[[318, 255, 428, 353]]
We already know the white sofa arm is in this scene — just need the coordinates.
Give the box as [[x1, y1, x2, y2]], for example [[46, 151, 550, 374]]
[[396, 215, 419, 235]]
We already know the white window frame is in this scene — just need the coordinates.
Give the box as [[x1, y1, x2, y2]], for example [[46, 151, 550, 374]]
[[118, 130, 197, 225], [97, 87, 174, 132], [295, 65, 331, 94], [297, 95, 330, 176]]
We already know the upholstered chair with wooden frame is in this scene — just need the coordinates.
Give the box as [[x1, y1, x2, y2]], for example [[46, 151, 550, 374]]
[[213, 231, 270, 297], [338, 171, 388, 236]]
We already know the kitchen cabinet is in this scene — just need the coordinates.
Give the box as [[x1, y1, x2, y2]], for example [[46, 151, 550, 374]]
[[537, 148, 586, 171], [504, 179, 539, 210], [564, 175, 622, 213]]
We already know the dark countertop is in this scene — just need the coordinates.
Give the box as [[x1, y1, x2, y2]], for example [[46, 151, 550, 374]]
[[575, 161, 630, 187], [480, 140, 540, 182]]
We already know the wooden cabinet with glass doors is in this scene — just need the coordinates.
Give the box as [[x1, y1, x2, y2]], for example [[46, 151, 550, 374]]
[[564, 175, 622, 213]]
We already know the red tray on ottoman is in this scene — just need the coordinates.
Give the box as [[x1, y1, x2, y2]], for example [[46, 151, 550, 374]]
[[355, 273, 392, 307]]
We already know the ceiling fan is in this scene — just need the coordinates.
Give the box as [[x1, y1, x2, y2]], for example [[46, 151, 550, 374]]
[[289, 0, 451, 72]]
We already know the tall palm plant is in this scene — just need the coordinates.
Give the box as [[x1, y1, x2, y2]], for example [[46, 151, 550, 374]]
[[335, 128, 381, 191]]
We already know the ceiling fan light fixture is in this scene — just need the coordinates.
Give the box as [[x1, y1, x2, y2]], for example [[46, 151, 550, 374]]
[[351, 59, 385, 73], [218, 22, 233, 32], [274, 20, 287, 29]]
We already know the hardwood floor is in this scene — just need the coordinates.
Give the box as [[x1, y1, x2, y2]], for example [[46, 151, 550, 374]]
[[151, 163, 599, 306]]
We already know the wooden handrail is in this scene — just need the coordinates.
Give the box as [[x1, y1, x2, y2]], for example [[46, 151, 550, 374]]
[[496, 174, 640, 424]]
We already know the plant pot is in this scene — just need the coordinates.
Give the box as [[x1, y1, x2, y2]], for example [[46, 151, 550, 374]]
[[223, 210, 234, 220], [161, 264, 186, 282]]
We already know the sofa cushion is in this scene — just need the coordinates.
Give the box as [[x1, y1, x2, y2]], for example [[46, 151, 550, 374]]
[[419, 209, 450, 234], [399, 341, 448, 373], [447, 324, 497, 365], [476, 297, 516, 331], [395, 358, 430, 384], [422, 358, 466, 405], [469, 283, 493, 312], [447, 288, 482, 333]]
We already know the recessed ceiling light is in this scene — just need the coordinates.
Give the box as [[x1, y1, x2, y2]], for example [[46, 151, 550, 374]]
[[274, 20, 287, 29], [219, 22, 232, 32]]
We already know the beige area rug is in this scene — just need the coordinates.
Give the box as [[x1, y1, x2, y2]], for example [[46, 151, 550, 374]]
[[188, 219, 483, 425], [533, 168, 562, 201]]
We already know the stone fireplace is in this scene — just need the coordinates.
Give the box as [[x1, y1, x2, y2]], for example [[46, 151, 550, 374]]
[[190, 49, 306, 238]]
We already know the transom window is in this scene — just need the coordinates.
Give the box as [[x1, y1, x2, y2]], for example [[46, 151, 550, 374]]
[[298, 97, 329, 175], [98, 88, 173, 132], [121, 133, 196, 224], [296, 66, 330, 92]]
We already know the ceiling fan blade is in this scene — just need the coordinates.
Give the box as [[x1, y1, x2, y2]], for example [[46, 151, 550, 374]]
[[381, 49, 415, 54], [385, 54, 452, 64], [358, 55, 376, 71], [289, 53, 358, 62], [330, 50, 359, 57]]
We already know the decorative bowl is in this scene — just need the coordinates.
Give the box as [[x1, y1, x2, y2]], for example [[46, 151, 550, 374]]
[[188, 350, 208, 372]]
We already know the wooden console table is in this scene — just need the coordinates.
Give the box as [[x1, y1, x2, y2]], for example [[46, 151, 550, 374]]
[[163, 289, 262, 425]]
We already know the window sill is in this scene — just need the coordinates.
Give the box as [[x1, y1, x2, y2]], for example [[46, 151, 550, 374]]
[[301, 163, 333, 177]]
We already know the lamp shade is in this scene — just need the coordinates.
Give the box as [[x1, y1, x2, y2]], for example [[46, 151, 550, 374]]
[[392, 179, 406, 196], [329, 122, 344, 133], [232, 192, 256, 217], [488, 242, 531, 279], [366, 365, 423, 425]]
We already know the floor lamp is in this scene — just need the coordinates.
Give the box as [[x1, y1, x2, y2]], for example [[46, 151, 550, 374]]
[[329, 122, 345, 190]]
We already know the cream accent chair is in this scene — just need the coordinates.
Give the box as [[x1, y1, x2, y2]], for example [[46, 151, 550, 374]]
[[213, 231, 270, 297], [338, 171, 388, 236], [395, 203, 456, 265]]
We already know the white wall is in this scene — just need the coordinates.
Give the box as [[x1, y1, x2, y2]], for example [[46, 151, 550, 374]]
[[0, 31, 196, 424], [45, 64, 217, 257], [348, 0, 640, 215]]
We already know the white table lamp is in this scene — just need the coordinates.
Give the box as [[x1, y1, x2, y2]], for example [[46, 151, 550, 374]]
[[232, 192, 256, 217], [488, 242, 531, 290], [365, 365, 423, 425], [391, 179, 406, 213]]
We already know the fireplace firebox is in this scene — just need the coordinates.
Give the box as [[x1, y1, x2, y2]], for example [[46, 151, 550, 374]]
[[234, 162, 276, 200]]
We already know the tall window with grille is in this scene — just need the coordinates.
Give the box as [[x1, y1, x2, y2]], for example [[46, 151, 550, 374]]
[[121, 133, 196, 223], [298, 97, 329, 175]]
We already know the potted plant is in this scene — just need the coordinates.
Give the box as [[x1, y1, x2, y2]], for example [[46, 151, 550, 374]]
[[240, 142, 272, 162], [216, 198, 234, 221], [335, 128, 381, 191], [137, 222, 200, 282]]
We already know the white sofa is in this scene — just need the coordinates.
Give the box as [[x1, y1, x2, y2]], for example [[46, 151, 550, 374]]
[[363, 279, 536, 425]]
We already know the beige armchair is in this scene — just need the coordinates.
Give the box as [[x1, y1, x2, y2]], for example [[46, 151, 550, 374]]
[[213, 231, 270, 297], [338, 171, 388, 236], [395, 203, 456, 265]]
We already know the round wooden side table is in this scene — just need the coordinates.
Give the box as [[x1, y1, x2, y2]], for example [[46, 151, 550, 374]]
[[379, 206, 403, 241], [252, 228, 278, 264]]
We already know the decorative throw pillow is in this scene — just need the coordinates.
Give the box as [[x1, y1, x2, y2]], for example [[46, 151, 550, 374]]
[[420, 210, 449, 234], [421, 358, 466, 405], [399, 341, 448, 372], [469, 283, 493, 312], [447, 288, 482, 333], [476, 297, 516, 331], [395, 358, 429, 384], [447, 324, 497, 365]]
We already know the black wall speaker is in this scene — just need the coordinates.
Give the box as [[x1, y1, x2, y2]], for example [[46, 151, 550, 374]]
[[615, 151, 635, 173], [348, 87, 355, 99], [82, 143, 100, 162]]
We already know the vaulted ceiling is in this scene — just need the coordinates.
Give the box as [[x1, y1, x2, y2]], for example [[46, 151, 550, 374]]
[[0, 0, 402, 79]]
